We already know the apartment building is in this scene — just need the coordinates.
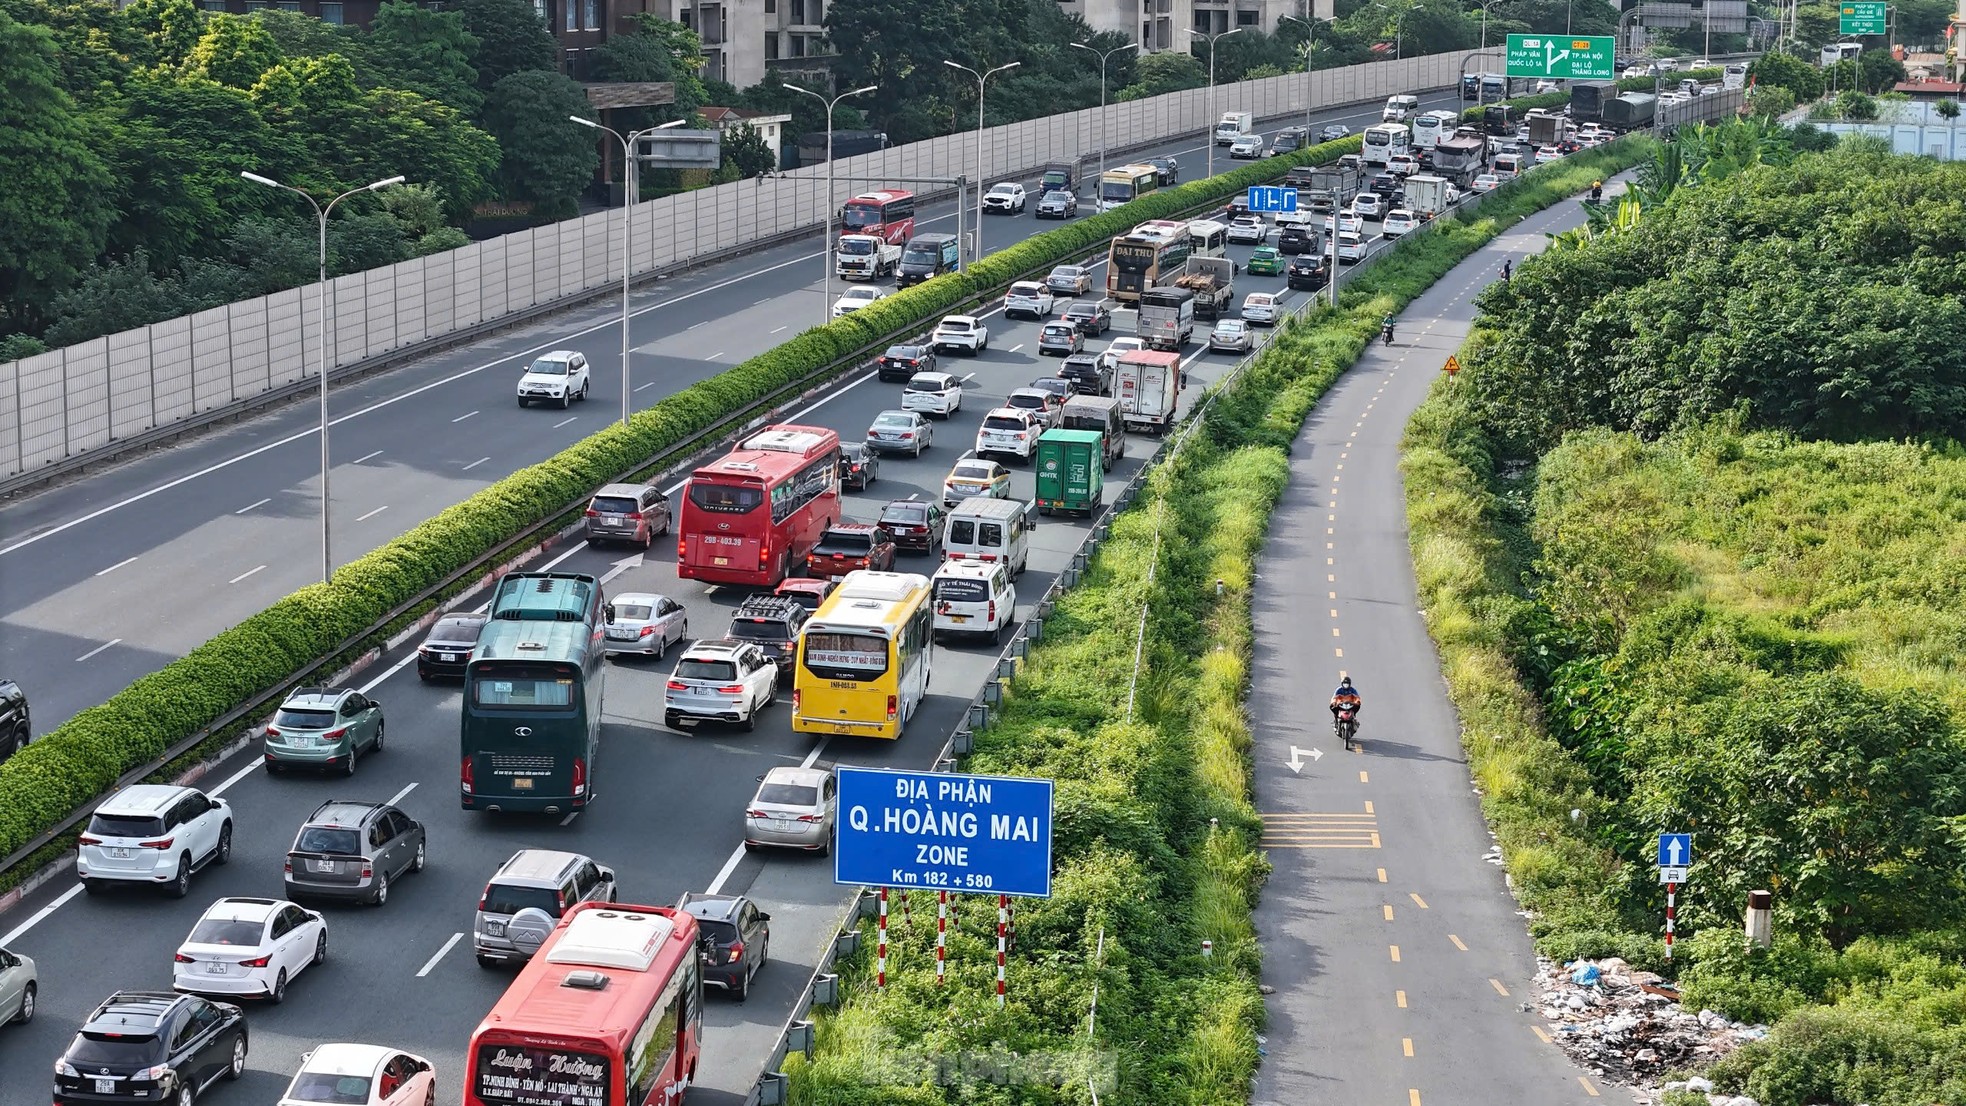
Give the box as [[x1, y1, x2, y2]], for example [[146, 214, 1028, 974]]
[[1054, 0, 1332, 49], [650, 0, 832, 89]]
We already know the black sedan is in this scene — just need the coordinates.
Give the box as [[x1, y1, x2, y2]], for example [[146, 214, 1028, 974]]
[[1060, 301, 1111, 335], [1318, 124, 1352, 143], [1035, 189, 1079, 219], [417, 614, 487, 681], [876, 343, 937, 383], [1147, 156, 1179, 185], [838, 442, 880, 491], [1287, 255, 1328, 291]]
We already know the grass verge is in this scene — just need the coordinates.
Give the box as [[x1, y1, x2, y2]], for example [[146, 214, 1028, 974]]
[[781, 140, 1651, 1105]]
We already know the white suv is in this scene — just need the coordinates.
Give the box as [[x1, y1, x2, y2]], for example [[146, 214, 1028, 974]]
[[1002, 282, 1055, 320], [974, 408, 1042, 464], [932, 315, 989, 355], [77, 784, 233, 898], [901, 372, 963, 418], [517, 350, 590, 409], [930, 560, 1017, 644], [982, 182, 1027, 214], [664, 641, 778, 731]]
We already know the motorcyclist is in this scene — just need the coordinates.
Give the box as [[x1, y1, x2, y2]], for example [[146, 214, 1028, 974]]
[[1381, 315, 1396, 343], [1329, 677, 1362, 726], [1590, 179, 1604, 202]]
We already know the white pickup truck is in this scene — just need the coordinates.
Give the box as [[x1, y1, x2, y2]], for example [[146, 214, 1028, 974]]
[[836, 234, 900, 280]]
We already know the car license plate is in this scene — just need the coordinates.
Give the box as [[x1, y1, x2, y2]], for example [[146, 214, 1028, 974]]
[[608, 518, 625, 526], [107, 847, 131, 858], [311, 859, 334, 873], [206, 962, 229, 974], [950, 614, 969, 623], [95, 1079, 115, 1094], [512, 778, 534, 790], [608, 630, 636, 640], [713, 557, 729, 566], [774, 819, 793, 831], [290, 735, 313, 747], [441, 653, 458, 662], [486, 921, 506, 936]]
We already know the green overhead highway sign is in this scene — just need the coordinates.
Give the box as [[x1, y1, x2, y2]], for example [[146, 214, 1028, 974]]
[[1504, 34, 1616, 80], [1840, 2, 1887, 35]]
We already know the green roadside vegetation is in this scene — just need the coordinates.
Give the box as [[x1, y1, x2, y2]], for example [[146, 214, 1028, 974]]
[[0, 132, 1372, 887], [785, 141, 1648, 1105], [1402, 121, 1966, 1106]]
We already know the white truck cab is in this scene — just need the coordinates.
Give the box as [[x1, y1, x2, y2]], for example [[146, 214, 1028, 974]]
[[1214, 111, 1254, 145], [835, 234, 900, 280]]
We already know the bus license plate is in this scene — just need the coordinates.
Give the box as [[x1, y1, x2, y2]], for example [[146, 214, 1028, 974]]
[[512, 778, 534, 789], [713, 557, 729, 566], [833, 723, 855, 735]]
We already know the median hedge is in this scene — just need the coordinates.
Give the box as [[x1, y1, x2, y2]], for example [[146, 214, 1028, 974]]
[[785, 140, 1652, 1106], [0, 132, 1373, 873]]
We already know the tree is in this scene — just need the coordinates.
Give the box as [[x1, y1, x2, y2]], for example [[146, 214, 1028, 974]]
[[0, 334, 48, 361], [719, 121, 775, 178], [0, 12, 117, 335], [120, 0, 203, 69], [1856, 49, 1907, 94], [481, 69, 599, 218], [457, 0, 556, 93], [326, 211, 410, 275], [1746, 84, 1796, 119], [43, 249, 192, 348], [1750, 51, 1824, 102], [824, 0, 1022, 109], [246, 7, 355, 64], [365, 0, 482, 116], [182, 12, 283, 89], [338, 87, 500, 216], [218, 216, 318, 294], [1118, 51, 1205, 100], [379, 183, 450, 238]]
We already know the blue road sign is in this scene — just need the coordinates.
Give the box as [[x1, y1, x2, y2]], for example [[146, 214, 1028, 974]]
[[835, 767, 1054, 898], [1246, 185, 1299, 213], [1657, 833, 1693, 868]]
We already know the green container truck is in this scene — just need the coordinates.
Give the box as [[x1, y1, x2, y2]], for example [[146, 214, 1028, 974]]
[[1034, 429, 1106, 516]]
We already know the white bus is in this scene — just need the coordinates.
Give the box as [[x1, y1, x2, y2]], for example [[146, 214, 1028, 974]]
[[1821, 42, 1863, 66], [1186, 219, 1230, 261], [1410, 110, 1461, 150], [1361, 122, 1413, 169]]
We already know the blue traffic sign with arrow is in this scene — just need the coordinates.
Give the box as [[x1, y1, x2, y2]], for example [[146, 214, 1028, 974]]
[[1657, 833, 1692, 868]]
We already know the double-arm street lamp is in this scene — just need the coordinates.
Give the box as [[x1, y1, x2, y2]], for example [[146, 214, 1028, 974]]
[[944, 60, 1022, 262], [1191, 26, 1245, 179], [570, 115, 685, 424], [240, 171, 405, 584], [1280, 12, 1337, 132], [781, 83, 878, 326], [1071, 40, 1142, 182]]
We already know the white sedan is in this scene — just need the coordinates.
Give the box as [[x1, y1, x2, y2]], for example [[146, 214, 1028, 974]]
[[901, 371, 963, 419], [1229, 134, 1265, 159], [1535, 146, 1563, 164], [1324, 211, 1364, 236], [1382, 209, 1420, 238], [1470, 174, 1501, 194], [1241, 293, 1280, 326], [174, 897, 326, 1003], [277, 1043, 436, 1106], [831, 285, 884, 318]]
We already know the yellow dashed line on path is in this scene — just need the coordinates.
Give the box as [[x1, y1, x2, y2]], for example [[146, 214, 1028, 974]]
[[1579, 1077, 1601, 1097], [1408, 892, 1426, 908], [1531, 1025, 1553, 1044], [1409, 1089, 1422, 1106], [1489, 978, 1510, 997], [1335, 648, 1343, 658], [1383, 904, 1395, 921], [1389, 945, 1401, 962], [1448, 934, 1469, 952], [1359, 771, 1369, 783], [1402, 1038, 1415, 1058], [1395, 989, 1407, 1007], [1377, 868, 1388, 883], [1364, 801, 1375, 815]]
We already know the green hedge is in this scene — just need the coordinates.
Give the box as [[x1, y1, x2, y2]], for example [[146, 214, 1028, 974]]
[[784, 139, 1655, 1106], [0, 131, 1368, 871]]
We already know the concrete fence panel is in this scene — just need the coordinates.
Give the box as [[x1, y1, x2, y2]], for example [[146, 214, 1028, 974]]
[[105, 328, 155, 442], [223, 298, 269, 403], [150, 316, 196, 428], [16, 350, 67, 469], [64, 340, 112, 456], [188, 305, 237, 418]]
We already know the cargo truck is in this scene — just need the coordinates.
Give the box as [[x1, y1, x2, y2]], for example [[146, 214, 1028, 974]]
[[1173, 256, 1235, 322], [1604, 93, 1657, 131], [1304, 166, 1362, 212], [1401, 174, 1452, 219], [1568, 80, 1619, 125], [1039, 161, 1078, 195], [1033, 429, 1107, 516], [835, 233, 901, 280], [1135, 286, 1195, 351], [1526, 112, 1573, 149], [1429, 137, 1486, 185], [1115, 349, 1182, 435]]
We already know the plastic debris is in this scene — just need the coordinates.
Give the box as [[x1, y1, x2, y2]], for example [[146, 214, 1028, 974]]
[[1533, 958, 1766, 1094]]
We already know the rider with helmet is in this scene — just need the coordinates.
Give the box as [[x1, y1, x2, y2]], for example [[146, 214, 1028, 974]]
[[1329, 676, 1362, 724]]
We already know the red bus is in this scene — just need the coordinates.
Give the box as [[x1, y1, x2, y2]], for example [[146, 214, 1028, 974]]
[[839, 189, 916, 245], [467, 902, 703, 1106], [677, 424, 841, 587]]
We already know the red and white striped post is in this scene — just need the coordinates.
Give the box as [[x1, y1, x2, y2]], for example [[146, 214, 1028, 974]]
[[935, 891, 949, 985], [877, 888, 890, 988], [996, 894, 1009, 1006], [1664, 882, 1677, 961]]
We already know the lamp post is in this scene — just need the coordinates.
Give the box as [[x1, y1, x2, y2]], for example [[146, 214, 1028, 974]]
[[1071, 41, 1141, 183], [570, 116, 685, 425], [943, 60, 1022, 263], [782, 83, 878, 326], [1394, 6, 1412, 59], [240, 171, 404, 584], [1191, 26, 1245, 179], [1280, 12, 1336, 132], [1475, 0, 1503, 106]]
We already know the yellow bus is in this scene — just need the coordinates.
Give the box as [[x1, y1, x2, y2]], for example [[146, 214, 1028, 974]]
[[1106, 222, 1191, 303], [791, 570, 933, 739], [1098, 164, 1160, 212]]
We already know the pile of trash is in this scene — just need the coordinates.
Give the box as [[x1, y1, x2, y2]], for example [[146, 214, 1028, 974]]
[[1531, 956, 1770, 1102]]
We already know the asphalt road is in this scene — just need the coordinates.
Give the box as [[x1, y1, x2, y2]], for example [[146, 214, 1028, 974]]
[[1248, 180, 1643, 1105], [0, 192, 1428, 1104], [0, 91, 1463, 738]]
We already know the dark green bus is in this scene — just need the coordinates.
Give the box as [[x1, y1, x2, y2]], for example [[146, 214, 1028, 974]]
[[460, 572, 607, 814]]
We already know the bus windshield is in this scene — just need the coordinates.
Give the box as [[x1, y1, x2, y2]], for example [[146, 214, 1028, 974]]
[[841, 204, 884, 231], [1365, 130, 1391, 146], [687, 480, 763, 513], [1100, 181, 1135, 203], [803, 631, 891, 680]]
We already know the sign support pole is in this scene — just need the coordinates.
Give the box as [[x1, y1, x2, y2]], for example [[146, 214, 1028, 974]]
[[936, 891, 949, 985], [1665, 882, 1677, 960], [996, 895, 1010, 1006], [877, 888, 889, 989], [901, 890, 911, 928]]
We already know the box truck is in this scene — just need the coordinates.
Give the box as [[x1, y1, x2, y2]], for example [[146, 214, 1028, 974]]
[[1115, 350, 1182, 435]]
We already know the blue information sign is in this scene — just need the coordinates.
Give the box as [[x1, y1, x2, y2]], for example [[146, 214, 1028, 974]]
[[835, 767, 1054, 898], [1656, 833, 1693, 868], [1246, 185, 1299, 213]]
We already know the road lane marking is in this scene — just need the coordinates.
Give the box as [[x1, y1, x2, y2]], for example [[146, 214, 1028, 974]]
[[706, 734, 835, 895], [1448, 934, 1469, 951], [210, 756, 264, 796], [771, 326, 787, 333], [0, 885, 83, 947], [386, 782, 418, 806], [1377, 868, 1388, 883], [1259, 811, 1380, 849], [560, 811, 580, 826], [452, 410, 478, 423], [1389, 945, 1400, 962], [1383, 904, 1395, 921], [463, 457, 491, 471], [635, 380, 660, 391], [1408, 892, 1427, 908], [1395, 989, 1407, 1007], [1409, 1090, 1422, 1106], [1335, 648, 1343, 658], [1364, 801, 1374, 814], [1489, 978, 1510, 996], [75, 639, 121, 663], [236, 498, 270, 514], [354, 450, 384, 463], [1579, 1077, 1601, 1097], [229, 565, 267, 584], [711, 351, 726, 360], [1402, 1038, 1414, 1057], [417, 932, 464, 977], [1530, 1025, 1553, 1044], [553, 416, 578, 428], [356, 505, 389, 522], [1360, 771, 1369, 783], [95, 556, 137, 576]]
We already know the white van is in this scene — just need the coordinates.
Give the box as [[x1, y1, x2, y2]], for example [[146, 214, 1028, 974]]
[[1214, 111, 1254, 145], [930, 560, 1017, 644], [1491, 152, 1525, 181], [1187, 219, 1230, 261], [944, 497, 1033, 578], [1382, 94, 1420, 122]]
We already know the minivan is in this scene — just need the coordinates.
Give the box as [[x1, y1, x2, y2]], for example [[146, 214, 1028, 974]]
[[930, 560, 1016, 644], [585, 482, 669, 549], [1383, 94, 1420, 122], [944, 497, 1034, 578], [1060, 395, 1125, 467], [473, 849, 617, 967], [896, 233, 960, 288], [1491, 152, 1524, 180]]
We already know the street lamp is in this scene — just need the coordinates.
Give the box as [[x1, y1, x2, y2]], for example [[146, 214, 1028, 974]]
[[1474, 0, 1504, 105], [782, 83, 878, 326], [240, 170, 404, 584], [1280, 12, 1337, 132], [943, 60, 1022, 262], [1071, 41, 1142, 182], [1190, 26, 1245, 179], [571, 116, 685, 426]]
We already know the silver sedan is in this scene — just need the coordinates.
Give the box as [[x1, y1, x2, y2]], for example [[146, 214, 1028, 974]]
[[1209, 318, 1255, 354], [0, 946, 33, 1025], [744, 766, 837, 853], [604, 593, 690, 660]]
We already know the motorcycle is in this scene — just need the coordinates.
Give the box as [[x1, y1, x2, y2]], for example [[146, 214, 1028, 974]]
[[1333, 703, 1359, 751], [1381, 323, 1395, 345]]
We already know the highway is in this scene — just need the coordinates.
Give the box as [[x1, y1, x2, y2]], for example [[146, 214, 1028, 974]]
[[1248, 181, 1642, 1104], [0, 180, 1419, 1102], [0, 92, 1462, 738]]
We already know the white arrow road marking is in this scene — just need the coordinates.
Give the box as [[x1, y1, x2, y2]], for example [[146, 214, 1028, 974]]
[[1287, 746, 1324, 773], [599, 553, 645, 585]]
